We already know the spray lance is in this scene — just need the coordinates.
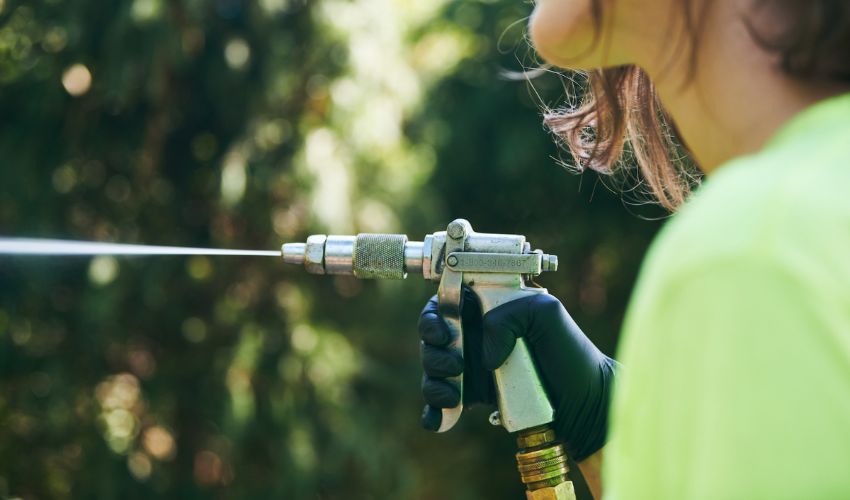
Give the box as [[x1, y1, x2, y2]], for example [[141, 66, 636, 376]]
[[281, 219, 575, 500]]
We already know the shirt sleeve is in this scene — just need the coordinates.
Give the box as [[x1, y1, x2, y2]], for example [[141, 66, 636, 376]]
[[605, 252, 850, 500]]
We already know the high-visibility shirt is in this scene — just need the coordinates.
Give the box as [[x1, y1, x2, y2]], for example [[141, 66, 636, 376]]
[[605, 93, 850, 499]]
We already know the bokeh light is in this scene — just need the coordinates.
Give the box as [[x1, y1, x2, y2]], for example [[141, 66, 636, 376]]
[[88, 256, 118, 286], [143, 426, 176, 461], [61, 64, 92, 96], [187, 256, 213, 280], [127, 452, 153, 480], [42, 27, 68, 53], [95, 373, 142, 454], [52, 164, 76, 194], [220, 152, 247, 206], [193, 450, 232, 487], [130, 0, 161, 22], [181, 317, 208, 343], [224, 38, 250, 70]]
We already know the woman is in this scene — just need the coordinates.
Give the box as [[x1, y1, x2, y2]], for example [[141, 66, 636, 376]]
[[418, 0, 850, 498]]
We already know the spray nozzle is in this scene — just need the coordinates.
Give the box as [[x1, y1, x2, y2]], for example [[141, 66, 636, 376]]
[[281, 234, 424, 279]]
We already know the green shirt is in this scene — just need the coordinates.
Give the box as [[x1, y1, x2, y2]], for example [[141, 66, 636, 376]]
[[605, 93, 850, 499]]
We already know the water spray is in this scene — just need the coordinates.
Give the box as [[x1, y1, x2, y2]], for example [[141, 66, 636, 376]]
[[0, 238, 280, 257], [1, 219, 575, 499]]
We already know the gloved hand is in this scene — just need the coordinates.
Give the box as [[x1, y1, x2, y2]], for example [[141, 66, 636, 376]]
[[418, 290, 617, 462]]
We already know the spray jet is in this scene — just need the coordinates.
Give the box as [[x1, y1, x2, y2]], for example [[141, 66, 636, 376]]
[[281, 219, 574, 500]]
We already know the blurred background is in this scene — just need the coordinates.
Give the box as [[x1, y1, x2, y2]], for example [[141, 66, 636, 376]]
[[0, 0, 663, 498]]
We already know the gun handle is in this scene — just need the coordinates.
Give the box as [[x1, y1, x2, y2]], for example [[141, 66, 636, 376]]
[[436, 283, 554, 434], [475, 286, 555, 433]]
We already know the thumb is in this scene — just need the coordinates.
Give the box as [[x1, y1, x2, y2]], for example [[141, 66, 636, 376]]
[[481, 297, 532, 371]]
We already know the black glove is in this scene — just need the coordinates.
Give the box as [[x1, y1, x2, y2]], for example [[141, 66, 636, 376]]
[[418, 291, 617, 462]]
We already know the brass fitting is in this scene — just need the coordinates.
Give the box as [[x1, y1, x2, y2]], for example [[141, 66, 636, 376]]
[[526, 482, 576, 500], [515, 426, 575, 500]]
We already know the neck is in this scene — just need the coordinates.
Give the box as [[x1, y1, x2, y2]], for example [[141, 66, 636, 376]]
[[638, 5, 849, 174]]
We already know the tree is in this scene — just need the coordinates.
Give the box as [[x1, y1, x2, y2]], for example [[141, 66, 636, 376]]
[[0, 0, 659, 498]]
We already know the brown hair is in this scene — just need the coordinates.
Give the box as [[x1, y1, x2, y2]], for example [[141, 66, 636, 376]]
[[544, 0, 850, 211]]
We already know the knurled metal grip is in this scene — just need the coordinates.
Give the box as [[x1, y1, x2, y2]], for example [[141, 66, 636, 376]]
[[353, 233, 408, 279]]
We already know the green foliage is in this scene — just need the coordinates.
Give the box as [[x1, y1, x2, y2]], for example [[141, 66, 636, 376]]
[[0, 0, 659, 498]]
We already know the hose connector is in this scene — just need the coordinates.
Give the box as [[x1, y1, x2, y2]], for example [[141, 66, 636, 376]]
[[516, 426, 575, 499]]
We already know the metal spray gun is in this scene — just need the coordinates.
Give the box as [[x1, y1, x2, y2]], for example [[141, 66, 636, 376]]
[[281, 219, 576, 500]]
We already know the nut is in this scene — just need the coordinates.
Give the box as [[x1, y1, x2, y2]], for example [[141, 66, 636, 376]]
[[525, 481, 576, 500], [516, 427, 556, 449], [489, 411, 502, 426], [304, 235, 327, 275]]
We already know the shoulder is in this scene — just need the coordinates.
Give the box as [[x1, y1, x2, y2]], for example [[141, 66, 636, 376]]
[[622, 133, 850, 354], [607, 138, 850, 500], [606, 98, 850, 498], [639, 135, 850, 297]]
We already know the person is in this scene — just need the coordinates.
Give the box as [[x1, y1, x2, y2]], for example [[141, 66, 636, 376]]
[[417, 0, 850, 498]]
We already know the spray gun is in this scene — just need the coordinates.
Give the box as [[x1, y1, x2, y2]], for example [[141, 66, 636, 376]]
[[0, 219, 576, 498], [281, 219, 576, 500]]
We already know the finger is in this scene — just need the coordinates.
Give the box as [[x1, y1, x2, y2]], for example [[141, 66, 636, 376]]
[[421, 343, 463, 378], [419, 312, 452, 346], [421, 375, 461, 408], [419, 297, 452, 347], [420, 404, 442, 431], [460, 288, 483, 325], [481, 301, 524, 370]]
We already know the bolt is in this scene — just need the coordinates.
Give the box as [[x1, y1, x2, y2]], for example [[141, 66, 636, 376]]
[[489, 411, 502, 427], [447, 255, 459, 267], [447, 220, 467, 240]]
